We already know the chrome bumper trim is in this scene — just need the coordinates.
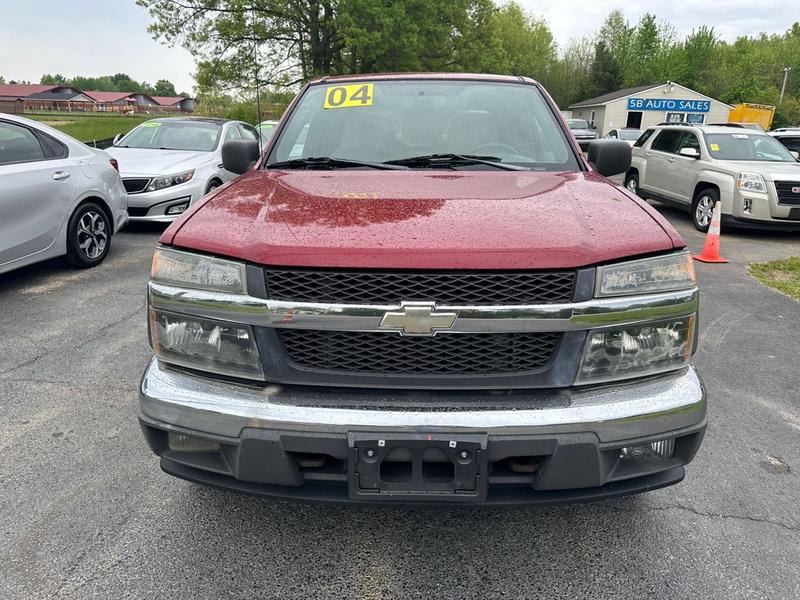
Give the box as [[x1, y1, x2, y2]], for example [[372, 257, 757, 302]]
[[148, 282, 699, 333], [139, 358, 707, 442]]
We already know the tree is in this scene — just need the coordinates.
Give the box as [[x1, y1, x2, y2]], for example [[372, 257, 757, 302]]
[[40, 73, 68, 85], [153, 79, 177, 96], [138, 0, 499, 92], [586, 41, 622, 98], [483, 2, 556, 78], [598, 10, 635, 85], [0, 75, 6, 85]]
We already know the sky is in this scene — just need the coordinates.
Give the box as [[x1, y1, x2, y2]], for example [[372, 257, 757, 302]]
[[0, 0, 797, 94]]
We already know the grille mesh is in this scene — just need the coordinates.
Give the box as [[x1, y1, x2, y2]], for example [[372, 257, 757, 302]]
[[279, 330, 561, 375], [265, 270, 575, 305], [122, 178, 151, 194], [775, 181, 800, 205]]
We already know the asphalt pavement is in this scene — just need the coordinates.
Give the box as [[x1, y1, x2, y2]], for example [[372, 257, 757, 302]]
[[1, 209, 799, 599]]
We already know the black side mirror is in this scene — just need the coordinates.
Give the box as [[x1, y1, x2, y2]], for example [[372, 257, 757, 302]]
[[222, 139, 261, 175], [587, 139, 632, 177]]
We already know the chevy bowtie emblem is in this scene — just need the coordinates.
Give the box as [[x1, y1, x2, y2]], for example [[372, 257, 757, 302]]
[[793, 186, 800, 194], [379, 302, 457, 336]]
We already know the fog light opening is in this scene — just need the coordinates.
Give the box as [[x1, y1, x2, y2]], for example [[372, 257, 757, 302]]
[[620, 438, 675, 460], [743, 198, 753, 214], [166, 201, 190, 215], [168, 432, 222, 453]]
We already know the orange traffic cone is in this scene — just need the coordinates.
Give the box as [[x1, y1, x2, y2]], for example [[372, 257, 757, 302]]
[[693, 200, 728, 263]]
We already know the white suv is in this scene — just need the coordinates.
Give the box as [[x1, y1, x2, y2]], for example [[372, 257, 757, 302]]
[[625, 124, 800, 231]]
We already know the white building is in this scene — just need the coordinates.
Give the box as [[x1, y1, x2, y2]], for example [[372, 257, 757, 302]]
[[568, 82, 732, 137]]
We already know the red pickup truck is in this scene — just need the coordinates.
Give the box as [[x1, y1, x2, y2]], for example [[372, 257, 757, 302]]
[[139, 73, 705, 504]]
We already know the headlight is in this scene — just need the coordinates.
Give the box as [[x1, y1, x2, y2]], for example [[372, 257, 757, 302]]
[[576, 315, 695, 384], [151, 247, 246, 294], [149, 309, 264, 380], [147, 169, 195, 192], [736, 172, 767, 193], [595, 251, 695, 297]]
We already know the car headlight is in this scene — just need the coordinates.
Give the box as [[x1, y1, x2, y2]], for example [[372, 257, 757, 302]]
[[151, 247, 246, 294], [149, 309, 264, 380], [595, 251, 695, 297], [147, 169, 195, 192], [576, 315, 695, 384], [736, 172, 767, 193]]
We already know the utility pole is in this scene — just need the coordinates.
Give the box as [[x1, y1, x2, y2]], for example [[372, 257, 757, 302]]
[[780, 67, 791, 104], [252, 8, 262, 124]]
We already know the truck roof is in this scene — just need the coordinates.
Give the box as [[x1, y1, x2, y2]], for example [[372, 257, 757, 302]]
[[309, 72, 538, 86]]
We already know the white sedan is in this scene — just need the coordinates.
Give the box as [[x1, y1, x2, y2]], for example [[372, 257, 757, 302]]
[[107, 117, 261, 222], [605, 128, 644, 147], [0, 113, 127, 275]]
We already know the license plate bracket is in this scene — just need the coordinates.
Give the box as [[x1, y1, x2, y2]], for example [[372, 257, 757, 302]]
[[348, 433, 488, 502]]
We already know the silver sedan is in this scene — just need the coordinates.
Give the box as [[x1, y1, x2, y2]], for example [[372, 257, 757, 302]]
[[107, 117, 261, 223], [0, 113, 128, 275]]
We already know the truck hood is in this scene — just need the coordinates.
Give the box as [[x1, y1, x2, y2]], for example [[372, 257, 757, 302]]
[[728, 161, 800, 180], [165, 170, 680, 269], [105, 147, 212, 177]]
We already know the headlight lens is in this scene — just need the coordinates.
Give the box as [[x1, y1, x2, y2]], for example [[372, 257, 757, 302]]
[[150, 309, 264, 380], [596, 251, 695, 297], [151, 247, 246, 294], [576, 315, 695, 384], [736, 172, 767, 193], [147, 169, 195, 192]]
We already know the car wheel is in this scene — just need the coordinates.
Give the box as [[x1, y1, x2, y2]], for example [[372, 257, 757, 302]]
[[66, 202, 111, 268], [692, 189, 719, 233], [624, 172, 639, 196], [206, 180, 221, 194]]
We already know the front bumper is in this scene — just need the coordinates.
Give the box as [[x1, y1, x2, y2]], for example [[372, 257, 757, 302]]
[[139, 358, 707, 504], [125, 179, 207, 223]]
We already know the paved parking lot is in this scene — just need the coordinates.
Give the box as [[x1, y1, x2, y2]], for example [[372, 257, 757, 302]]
[[1, 208, 799, 599]]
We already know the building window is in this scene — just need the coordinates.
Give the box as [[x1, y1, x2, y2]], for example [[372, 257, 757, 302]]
[[666, 112, 685, 123], [686, 113, 705, 124], [589, 110, 596, 127]]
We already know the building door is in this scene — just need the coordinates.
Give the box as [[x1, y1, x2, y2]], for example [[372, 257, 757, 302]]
[[626, 111, 642, 128]]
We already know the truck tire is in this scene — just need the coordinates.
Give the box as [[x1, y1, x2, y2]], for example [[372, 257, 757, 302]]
[[65, 202, 112, 268], [691, 188, 719, 233]]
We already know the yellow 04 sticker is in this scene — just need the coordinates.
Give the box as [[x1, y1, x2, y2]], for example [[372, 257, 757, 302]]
[[323, 83, 374, 109]]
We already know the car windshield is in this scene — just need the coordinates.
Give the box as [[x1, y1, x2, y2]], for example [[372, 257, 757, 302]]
[[567, 119, 590, 130], [118, 121, 221, 152], [267, 80, 579, 171], [705, 132, 797, 162], [618, 129, 643, 140]]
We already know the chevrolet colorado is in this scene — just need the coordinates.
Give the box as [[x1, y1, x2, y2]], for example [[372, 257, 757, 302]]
[[139, 73, 706, 504]]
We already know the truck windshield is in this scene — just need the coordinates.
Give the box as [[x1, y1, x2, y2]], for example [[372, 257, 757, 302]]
[[267, 80, 579, 171], [117, 121, 221, 152], [704, 132, 797, 162]]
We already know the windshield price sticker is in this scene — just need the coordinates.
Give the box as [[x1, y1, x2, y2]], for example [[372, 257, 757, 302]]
[[141, 122, 161, 128], [709, 143, 720, 151], [324, 83, 374, 109]]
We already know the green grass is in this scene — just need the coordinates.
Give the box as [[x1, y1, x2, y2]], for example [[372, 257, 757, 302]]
[[749, 257, 800, 300], [25, 113, 151, 143]]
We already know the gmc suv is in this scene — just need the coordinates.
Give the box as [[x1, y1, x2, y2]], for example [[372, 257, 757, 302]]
[[139, 73, 706, 505], [625, 124, 800, 231]]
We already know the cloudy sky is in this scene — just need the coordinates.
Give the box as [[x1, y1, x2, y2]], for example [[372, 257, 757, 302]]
[[0, 0, 797, 94]]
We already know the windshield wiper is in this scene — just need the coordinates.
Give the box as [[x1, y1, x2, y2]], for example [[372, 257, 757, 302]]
[[384, 153, 528, 171], [268, 156, 407, 170]]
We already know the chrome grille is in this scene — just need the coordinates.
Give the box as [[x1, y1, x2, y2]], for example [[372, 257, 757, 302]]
[[775, 181, 800, 205], [264, 270, 576, 305], [122, 178, 151, 194], [278, 330, 562, 375]]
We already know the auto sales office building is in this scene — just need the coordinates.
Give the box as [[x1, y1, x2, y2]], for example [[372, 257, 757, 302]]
[[567, 82, 732, 136]]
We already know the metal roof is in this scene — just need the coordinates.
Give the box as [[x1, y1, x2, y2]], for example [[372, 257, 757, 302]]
[[150, 96, 187, 106], [0, 83, 58, 98], [568, 85, 660, 108], [84, 91, 136, 103]]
